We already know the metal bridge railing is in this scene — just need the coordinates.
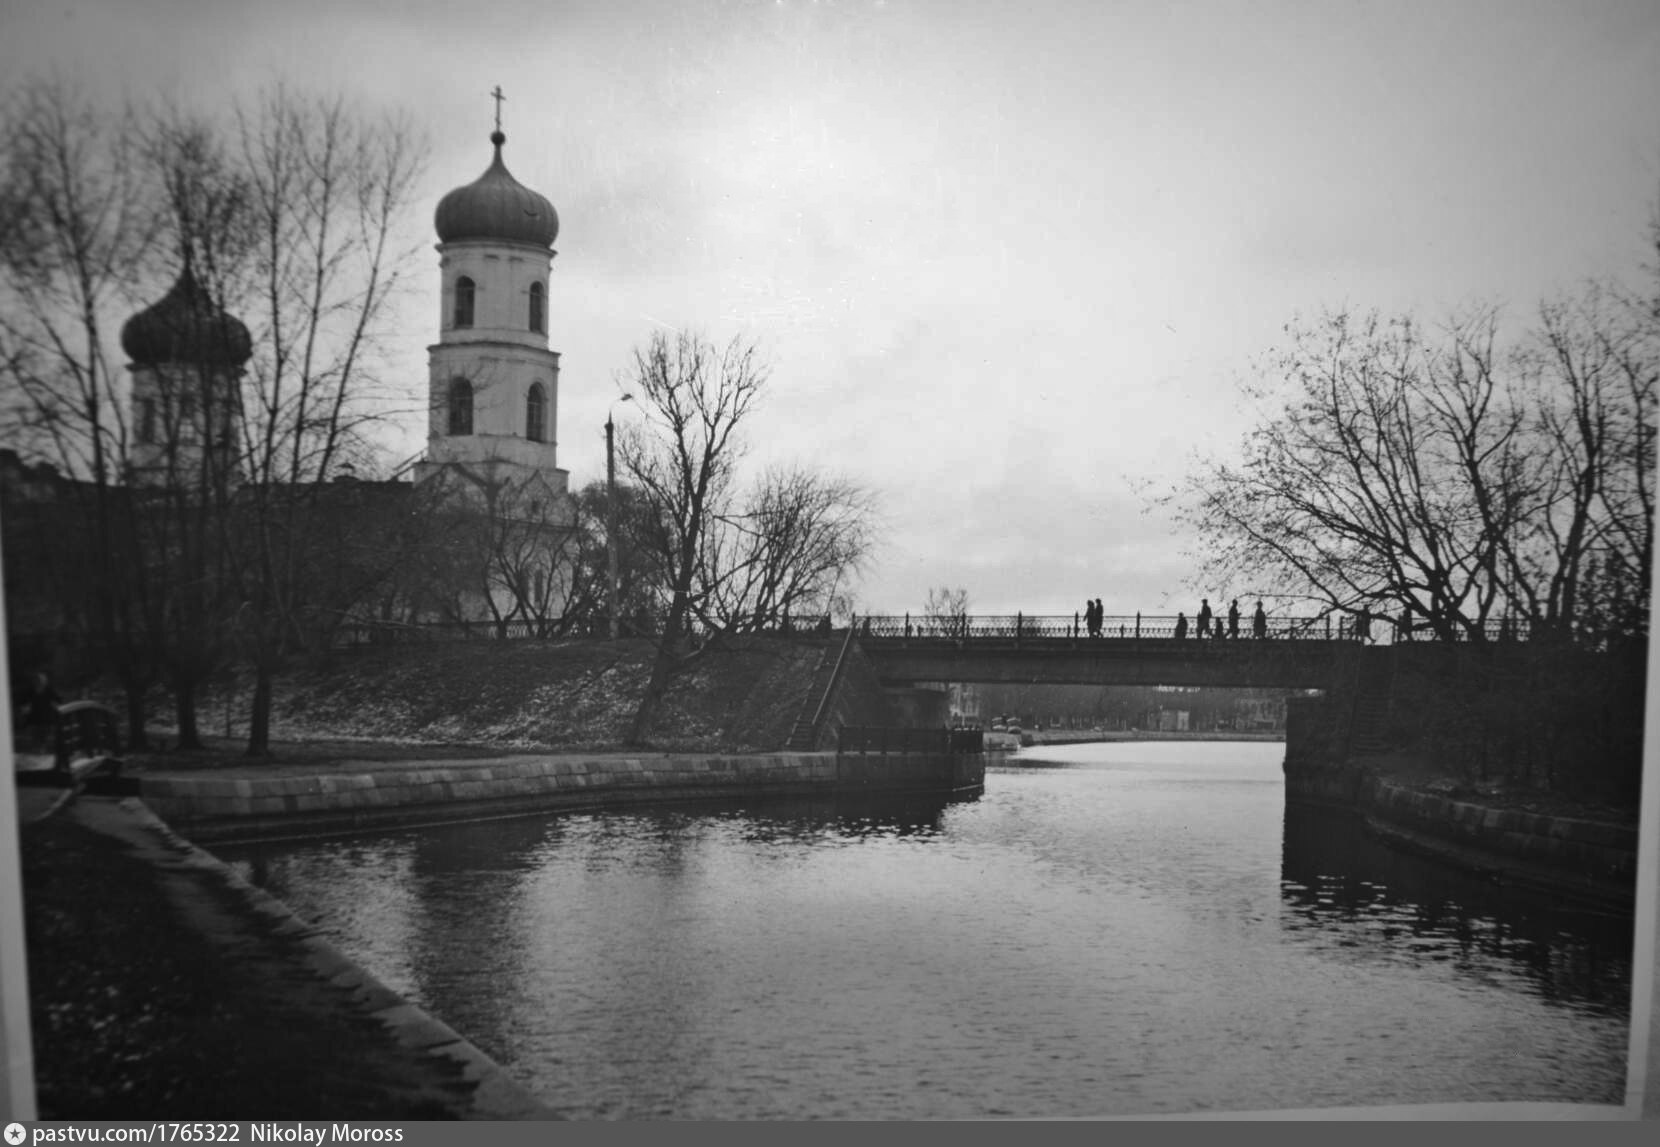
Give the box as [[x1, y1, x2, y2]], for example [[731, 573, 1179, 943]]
[[854, 613, 1323, 640], [851, 613, 1533, 643], [332, 611, 1535, 649]]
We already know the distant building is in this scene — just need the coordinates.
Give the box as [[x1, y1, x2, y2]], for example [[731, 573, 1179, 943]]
[[947, 683, 981, 726], [1149, 708, 1190, 732], [122, 265, 252, 488], [3, 113, 583, 668]]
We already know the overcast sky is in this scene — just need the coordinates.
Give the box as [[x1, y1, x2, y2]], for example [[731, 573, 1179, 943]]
[[5, 0, 1658, 617]]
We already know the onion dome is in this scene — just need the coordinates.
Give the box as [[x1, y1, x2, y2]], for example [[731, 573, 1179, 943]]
[[434, 131, 558, 248], [120, 267, 252, 367]]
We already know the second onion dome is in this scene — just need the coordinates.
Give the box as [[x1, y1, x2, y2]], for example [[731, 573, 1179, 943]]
[[120, 266, 252, 368]]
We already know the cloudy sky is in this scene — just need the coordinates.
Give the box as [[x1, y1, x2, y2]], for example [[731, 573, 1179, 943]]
[[5, 0, 1658, 617]]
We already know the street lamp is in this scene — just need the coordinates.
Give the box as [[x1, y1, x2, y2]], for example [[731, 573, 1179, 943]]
[[606, 394, 634, 640]]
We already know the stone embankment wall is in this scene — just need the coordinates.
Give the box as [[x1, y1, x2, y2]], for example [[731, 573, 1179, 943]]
[[1282, 694, 1637, 908], [1028, 729, 1286, 746], [1357, 776, 1636, 891], [142, 750, 982, 843]]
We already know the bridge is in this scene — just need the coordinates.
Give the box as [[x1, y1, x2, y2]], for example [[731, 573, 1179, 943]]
[[851, 612, 1523, 690]]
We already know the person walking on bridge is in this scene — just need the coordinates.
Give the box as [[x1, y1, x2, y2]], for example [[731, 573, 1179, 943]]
[[1197, 598, 1212, 638], [1174, 612, 1189, 640], [1252, 600, 1267, 639], [1228, 599, 1241, 639]]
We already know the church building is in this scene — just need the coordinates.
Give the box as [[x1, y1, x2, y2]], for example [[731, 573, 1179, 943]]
[[411, 120, 571, 513], [404, 116, 578, 625], [2, 100, 587, 683]]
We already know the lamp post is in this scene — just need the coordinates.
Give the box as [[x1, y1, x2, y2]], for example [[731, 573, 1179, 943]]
[[606, 395, 633, 640]]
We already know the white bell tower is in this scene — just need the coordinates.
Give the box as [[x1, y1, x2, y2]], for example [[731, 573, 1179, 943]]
[[413, 89, 566, 497]]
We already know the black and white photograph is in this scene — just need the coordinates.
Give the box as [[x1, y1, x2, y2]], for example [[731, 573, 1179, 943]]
[[1, 0, 1657, 1123]]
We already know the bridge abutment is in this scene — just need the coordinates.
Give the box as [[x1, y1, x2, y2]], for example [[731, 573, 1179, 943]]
[[1280, 646, 1639, 909]]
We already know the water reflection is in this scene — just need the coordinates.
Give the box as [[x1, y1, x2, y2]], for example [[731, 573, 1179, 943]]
[[704, 790, 974, 843], [218, 749, 1632, 1117], [1279, 804, 1633, 1019]]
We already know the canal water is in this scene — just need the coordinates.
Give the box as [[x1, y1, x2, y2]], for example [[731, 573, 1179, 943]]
[[218, 741, 1634, 1118]]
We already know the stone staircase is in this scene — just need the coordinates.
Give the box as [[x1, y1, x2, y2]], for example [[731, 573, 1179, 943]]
[[1347, 649, 1396, 756], [785, 629, 853, 751], [1349, 693, 1391, 755]]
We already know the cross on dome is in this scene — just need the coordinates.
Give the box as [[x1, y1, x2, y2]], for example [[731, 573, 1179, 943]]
[[432, 89, 558, 248]]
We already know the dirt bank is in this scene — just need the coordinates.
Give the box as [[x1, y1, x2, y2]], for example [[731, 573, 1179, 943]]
[[21, 795, 550, 1119], [131, 636, 827, 757]]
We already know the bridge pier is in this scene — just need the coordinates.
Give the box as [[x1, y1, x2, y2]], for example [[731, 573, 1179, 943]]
[[884, 685, 949, 728]]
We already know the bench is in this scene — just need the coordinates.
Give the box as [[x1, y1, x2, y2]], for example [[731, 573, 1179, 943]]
[[14, 700, 124, 788]]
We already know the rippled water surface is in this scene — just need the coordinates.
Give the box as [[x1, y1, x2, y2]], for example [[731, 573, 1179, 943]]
[[220, 742, 1633, 1118]]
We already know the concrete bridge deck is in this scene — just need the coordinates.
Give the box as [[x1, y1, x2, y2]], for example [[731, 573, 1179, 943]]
[[859, 633, 1355, 689], [851, 611, 1527, 689]]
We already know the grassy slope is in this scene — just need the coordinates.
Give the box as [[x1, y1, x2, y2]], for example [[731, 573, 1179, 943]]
[[184, 636, 830, 755]]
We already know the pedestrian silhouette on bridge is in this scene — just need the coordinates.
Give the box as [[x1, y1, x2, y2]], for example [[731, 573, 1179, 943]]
[[1228, 599, 1240, 638], [1197, 599, 1212, 638], [1355, 606, 1372, 644], [1396, 607, 1411, 643], [1252, 601, 1267, 639], [1174, 612, 1189, 640]]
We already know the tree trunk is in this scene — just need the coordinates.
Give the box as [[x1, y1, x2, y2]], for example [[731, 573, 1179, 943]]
[[625, 653, 674, 748], [124, 684, 148, 751], [626, 590, 690, 747], [245, 659, 273, 757], [174, 675, 201, 750]]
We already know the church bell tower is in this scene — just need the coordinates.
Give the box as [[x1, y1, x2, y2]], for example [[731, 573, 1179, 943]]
[[121, 265, 252, 488], [413, 89, 566, 497]]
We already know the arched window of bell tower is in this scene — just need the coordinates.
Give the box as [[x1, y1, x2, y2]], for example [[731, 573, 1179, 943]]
[[529, 282, 545, 333], [526, 382, 547, 443], [454, 276, 476, 328], [448, 377, 474, 436]]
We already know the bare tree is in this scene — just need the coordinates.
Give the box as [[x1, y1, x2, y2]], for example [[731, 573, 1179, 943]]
[[229, 88, 428, 755], [1165, 285, 1656, 645], [1522, 283, 1656, 640], [0, 80, 158, 483], [924, 585, 970, 637], [136, 109, 258, 748], [0, 80, 165, 744], [0, 84, 430, 754], [572, 479, 661, 637], [696, 465, 878, 634], [616, 329, 766, 745], [416, 459, 580, 637]]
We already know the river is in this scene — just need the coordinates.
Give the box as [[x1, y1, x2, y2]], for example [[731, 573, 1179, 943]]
[[218, 740, 1634, 1118]]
